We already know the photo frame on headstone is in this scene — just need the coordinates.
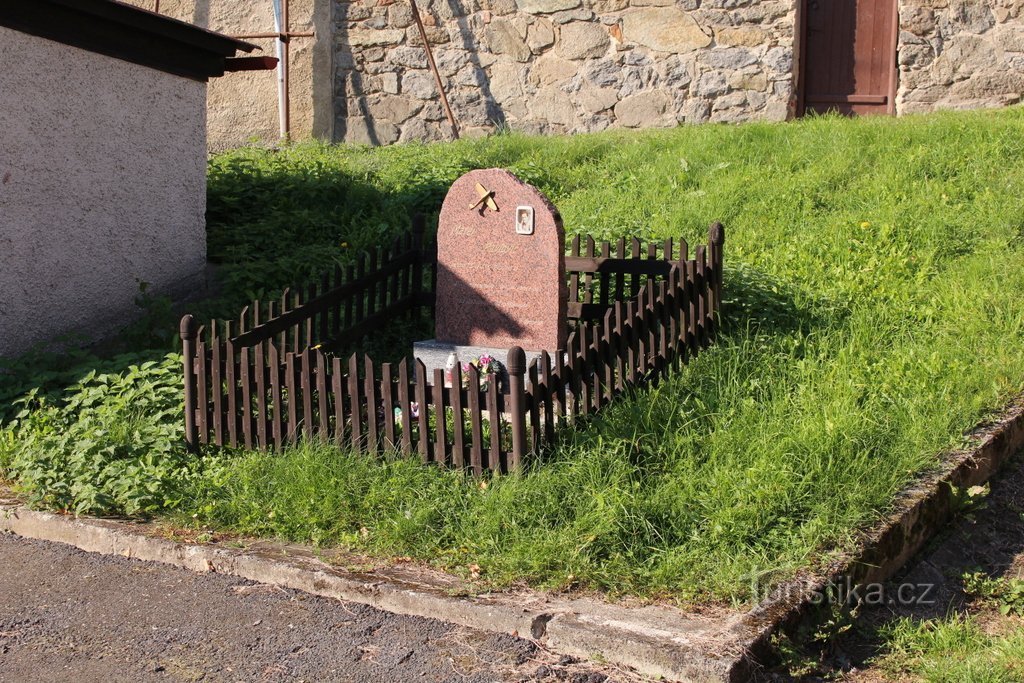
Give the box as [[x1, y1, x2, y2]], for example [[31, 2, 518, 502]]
[[515, 205, 534, 235]]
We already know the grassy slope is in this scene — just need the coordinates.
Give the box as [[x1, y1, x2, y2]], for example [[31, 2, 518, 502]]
[[191, 108, 1024, 602], [5, 108, 1024, 604]]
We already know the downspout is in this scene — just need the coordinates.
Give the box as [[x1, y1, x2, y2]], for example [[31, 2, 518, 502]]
[[272, 0, 290, 140]]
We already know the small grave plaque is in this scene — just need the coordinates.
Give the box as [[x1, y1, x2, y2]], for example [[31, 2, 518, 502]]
[[432, 168, 567, 352]]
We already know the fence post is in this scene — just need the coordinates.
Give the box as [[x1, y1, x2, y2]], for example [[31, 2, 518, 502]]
[[507, 346, 527, 471], [412, 213, 426, 309], [708, 222, 725, 314], [180, 315, 199, 453]]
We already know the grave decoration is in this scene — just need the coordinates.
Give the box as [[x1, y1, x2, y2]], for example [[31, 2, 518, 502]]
[[179, 169, 725, 473]]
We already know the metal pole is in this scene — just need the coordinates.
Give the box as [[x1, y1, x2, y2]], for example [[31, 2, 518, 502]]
[[409, 0, 459, 139], [271, 0, 289, 141]]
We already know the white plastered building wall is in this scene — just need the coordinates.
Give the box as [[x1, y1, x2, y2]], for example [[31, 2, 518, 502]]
[[0, 25, 208, 358]]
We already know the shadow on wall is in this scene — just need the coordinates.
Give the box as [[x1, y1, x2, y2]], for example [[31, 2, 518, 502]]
[[334, 1, 384, 144], [444, 0, 505, 133], [334, 0, 508, 144], [191, 0, 211, 27]]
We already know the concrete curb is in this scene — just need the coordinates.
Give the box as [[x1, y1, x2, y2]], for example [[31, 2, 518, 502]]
[[2, 400, 1021, 682], [0, 494, 748, 682]]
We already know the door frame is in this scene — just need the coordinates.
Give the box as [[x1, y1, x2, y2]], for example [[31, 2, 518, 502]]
[[795, 0, 900, 116]]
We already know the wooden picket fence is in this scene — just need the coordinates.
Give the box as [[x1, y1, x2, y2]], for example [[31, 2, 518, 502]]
[[181, 218, 724, 473]]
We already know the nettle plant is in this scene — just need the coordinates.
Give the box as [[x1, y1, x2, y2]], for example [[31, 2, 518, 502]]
[[0, 354, 195, 516]]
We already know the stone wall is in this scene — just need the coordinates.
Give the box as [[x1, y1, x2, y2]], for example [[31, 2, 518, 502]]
[[897, 0, 1024, 114], [333, 0, 796, 143]]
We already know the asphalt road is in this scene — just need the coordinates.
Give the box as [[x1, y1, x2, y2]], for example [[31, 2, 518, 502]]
[[0, 534, 619, 683]]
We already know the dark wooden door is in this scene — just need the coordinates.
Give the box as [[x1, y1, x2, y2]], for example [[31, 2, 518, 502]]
[[800, 0, 897, 116]]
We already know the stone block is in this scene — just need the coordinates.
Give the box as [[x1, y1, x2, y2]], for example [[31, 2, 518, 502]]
[[514, 0, 580, 13], [341, 117, 400, 145], [485, 18, 533, 61], [577, 82, 620, 113], [529, 53, 579, 85], [555, 22, 611, 60], [347, 29, 406, 46], [621, 7, 712, 53], [527, 18, 556, 52], [613, 90, 672, 127]]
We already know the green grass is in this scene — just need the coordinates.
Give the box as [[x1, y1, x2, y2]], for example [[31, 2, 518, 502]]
[[4, 108, 1024, 603], [873, 615, 1024, 682]]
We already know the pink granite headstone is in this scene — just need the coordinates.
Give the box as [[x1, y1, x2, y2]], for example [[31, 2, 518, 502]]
[[435, 169, 567, 351]]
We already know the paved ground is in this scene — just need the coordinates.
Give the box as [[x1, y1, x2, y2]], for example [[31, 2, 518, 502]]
[[0, 534, 629, 683]]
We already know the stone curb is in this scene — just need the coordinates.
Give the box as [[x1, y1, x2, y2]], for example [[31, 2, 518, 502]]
[[2, 400, 1021, 682]]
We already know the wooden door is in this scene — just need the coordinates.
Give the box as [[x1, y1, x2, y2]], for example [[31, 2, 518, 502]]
[[800, 0, 897, 116]]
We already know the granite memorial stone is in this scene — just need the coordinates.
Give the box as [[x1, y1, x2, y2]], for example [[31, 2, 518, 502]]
[[435, 168, 567, 351]]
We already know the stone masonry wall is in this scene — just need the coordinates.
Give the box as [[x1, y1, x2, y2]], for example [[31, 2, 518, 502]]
[[333, 0, 796, 143], [897, 0, 1024, 114]]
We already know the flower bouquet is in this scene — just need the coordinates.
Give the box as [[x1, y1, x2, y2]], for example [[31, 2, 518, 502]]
[[461, 353, 505, 393]]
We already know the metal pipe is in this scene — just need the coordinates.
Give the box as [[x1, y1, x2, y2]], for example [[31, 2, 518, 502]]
[[271, 0, 289, 140], [282, 0, 291, 139], [409, 0, 458, 139]]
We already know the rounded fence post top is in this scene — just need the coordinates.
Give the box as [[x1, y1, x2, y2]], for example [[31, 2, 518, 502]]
[[709, 222, 725, 245], [507, 346, 526, 375], [179, 314, 197, 339]]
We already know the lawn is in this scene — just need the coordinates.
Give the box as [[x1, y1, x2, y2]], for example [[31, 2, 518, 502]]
[[2, 107, 1024, 605]]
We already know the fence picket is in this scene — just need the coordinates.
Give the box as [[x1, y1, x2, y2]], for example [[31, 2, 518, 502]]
[[285, 352, 298, 444], [528, 359, 541, 452], [583, 236, 596, 305], [486, 378, 502, 472], [569, 235, 581, 304], [196, 340, 209, 445], [432, 368, 448, 465], [467, 365, 483, 477], [348, 353, 362, 450], [398, 358, 413, 455], [332, 356, 345, 446], [540, 351, 554, 445], [415, 360, 430, 463], [269, 343, 283, 448], [316, 350, 329, 441], [364, 355, 379, 455], [381, 362, 396, 450], [211, 337, 223, 446], [450, 362, 465, 469], [240, 346, 253, 450], [225, 331, 238, 448], [615, 237, 626, 303], [602, 309, 615, 403]]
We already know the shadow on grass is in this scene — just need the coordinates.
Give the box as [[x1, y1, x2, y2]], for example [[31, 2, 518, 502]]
[[0, 163, 454, 425]]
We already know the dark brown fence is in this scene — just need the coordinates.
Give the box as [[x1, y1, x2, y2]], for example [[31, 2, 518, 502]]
[[181, 220, 724, 472]]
